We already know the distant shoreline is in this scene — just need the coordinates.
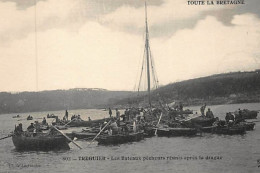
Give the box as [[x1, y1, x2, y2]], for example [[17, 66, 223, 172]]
[[1, 100, 259, 116]]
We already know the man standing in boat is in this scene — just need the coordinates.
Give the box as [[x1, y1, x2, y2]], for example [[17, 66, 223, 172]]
[[42, 117, 47, 125], [206, 108, 214, 119], [200, 104, 206, 116], [109, 108, 112, 118], [235, 108, 244, 123], [64, 110, 69, 121], [116, 108, 120, 120]]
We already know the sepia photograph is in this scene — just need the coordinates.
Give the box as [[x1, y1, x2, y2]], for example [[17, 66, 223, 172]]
[[0, 0, 259, 172]]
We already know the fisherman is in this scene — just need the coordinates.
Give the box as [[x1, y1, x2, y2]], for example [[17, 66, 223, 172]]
[[225, 113, 230, 122], [109, 108, 112, 118], [238, 108, 242, 115], [17, 123, 23, 132], [27, 123, 35, 132], [35, 121, 42, 132], [225, 112, 234, 122], [77, 115, 83, 121], [206, 108, 214, 119], [64, 110, 68, 121], [228, 119, 234, 127], [213, 117, 220, 127], [121, 113, 126, 122], [122, 125, 129, 135], [124, 109, 129, 121], [229, 113, 235, 121], [116, 108, 120, 120], [179, 102, 183, 111], [139, 110, 144, 121], [200, 104, 206, 116], [42, 117, 47, 125], [235, 108, 244, 123], [108, 127, 113, 136], [133, 121, 137, 133], [110, 119, 119, 135], [55, 116, 60, 124]]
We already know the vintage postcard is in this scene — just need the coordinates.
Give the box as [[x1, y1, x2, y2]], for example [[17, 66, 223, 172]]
[[0, 0, 259, 173]]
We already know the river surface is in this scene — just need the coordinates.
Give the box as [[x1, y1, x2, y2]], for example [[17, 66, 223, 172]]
[[0, 103, 259, 173]]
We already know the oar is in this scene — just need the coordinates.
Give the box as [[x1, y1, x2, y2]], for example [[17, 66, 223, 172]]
[[154, 113, 163, 135], [87, 120, 111, 146], [0, 134, 12, 140], [248, 120, 260, 123], [52, 125, 82, 149], [64, 118, 76, 126]]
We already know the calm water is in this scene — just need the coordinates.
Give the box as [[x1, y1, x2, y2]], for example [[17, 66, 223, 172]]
[[0, 103, 259, 173]]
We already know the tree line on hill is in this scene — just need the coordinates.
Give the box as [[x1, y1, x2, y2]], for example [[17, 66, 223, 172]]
[[1, 70, 260, 114], [0, 88, 132, 114], [111, 70, 260, 107]]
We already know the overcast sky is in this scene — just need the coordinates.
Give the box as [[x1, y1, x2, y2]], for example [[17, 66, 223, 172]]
[[0, 0, 260, 92]]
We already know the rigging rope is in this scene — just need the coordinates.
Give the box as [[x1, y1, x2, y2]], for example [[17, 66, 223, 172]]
[[34, 0, 39, 91]]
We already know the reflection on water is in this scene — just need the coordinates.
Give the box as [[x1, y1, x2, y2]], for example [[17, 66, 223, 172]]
[[0, 103, 259, 173]]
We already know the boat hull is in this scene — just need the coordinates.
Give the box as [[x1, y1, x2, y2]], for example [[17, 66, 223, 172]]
[[96, 132, 144, 145], [191, 116, 215, 127], [235, 122, 255, 131], [157, 128, 197, 137], [243, 111, 258, 119], [213, 127, 246, 135], [12, 133, 70, 151], [72, 132, 96, 140], [144, 128, 156, 138], [201, 126, 216, 133], [68, 118, 112, 127], [235, 110, 258, 119]]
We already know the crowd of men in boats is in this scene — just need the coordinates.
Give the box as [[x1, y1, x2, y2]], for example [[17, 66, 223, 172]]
[[14, 120, 45, 134], [13, 102, 255, 138]]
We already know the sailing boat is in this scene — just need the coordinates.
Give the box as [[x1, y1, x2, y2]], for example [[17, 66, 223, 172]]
[[134, 3, 198, 137], [96, 3, 159, 143], [134, 2, 163, 137], [135, 2, 160, 110]]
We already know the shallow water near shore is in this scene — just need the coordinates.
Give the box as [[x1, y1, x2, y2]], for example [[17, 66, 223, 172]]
[[0, 103, 259, 173]]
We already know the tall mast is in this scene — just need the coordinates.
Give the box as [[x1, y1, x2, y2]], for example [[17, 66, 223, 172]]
[[145, 2, 151, 107]]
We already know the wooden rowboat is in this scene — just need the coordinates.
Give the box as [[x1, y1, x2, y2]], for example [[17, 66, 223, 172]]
[[234, 110, 258, 119], [12, 132, 70, 151], [157, 127, 197, 137], [234, 122, 255, 131], [213, 126, 246, 135]]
